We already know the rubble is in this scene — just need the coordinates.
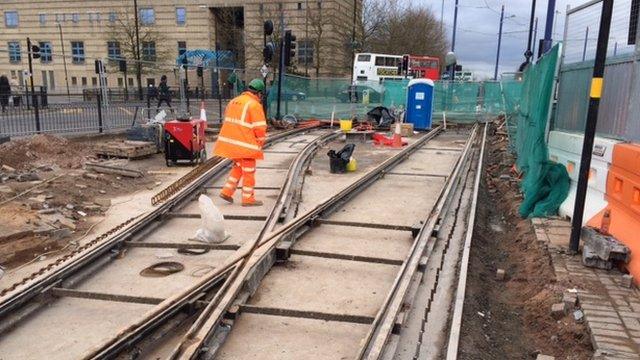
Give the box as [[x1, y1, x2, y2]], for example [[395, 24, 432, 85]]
[[551, 303, 566, 319], [581, 227, 630, 270], [496, 268, 506, 281], [622, 274, 634, 288], [536, 355, 555, 360], [562, 293, 577, 310], [94, 198, 111, 207]]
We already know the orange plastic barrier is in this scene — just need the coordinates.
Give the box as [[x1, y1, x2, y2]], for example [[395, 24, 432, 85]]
[[588, 143, 640, 280]]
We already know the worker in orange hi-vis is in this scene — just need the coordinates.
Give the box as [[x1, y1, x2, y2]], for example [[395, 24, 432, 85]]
[[213, 78, 268, 207]]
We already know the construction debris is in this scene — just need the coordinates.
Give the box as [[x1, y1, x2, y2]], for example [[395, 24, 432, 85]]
[[551, 303, 566, 319], [622, 274, 634, 288], [581, 227, 630, 270], [94, 140, 157, 159], [496, 268, 506, 281], [85, 162, 144, 178]]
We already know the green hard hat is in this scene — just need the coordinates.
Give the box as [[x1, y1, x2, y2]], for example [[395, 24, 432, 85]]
[[248, 78, 265, 93]]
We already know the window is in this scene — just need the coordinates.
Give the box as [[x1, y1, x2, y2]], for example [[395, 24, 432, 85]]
[[92, 77, 97, 86], [81, 77, 87, 86], [71, 76, 77, 86], [39, 14, 46, 25], [297, 2, 302, 10], [385, 57, 398, 66], [39, 41, 52, 63], [107, 41, 121, 60], [140, 8, 155, 25], [109, 11, 117, 23], [259, 4, 264, 14], [88, 12, 100, 23], [5, 11, 19, 27], [128, 78, 134, 86], [374, 56, 385, 66], [117, 77, 123, 87], [142, 41, 156, 61], [357, 54, 371, 62], [146, 78, 155, 86], [298, 40, 313, 65], [71, 41, 85, 64], [176, 7, 186, 26], [318, 1, 322, 9], [178, 41, 187, 56], [55, 13, 63, 23], [72, 13, 80, 23], [8, 41, 21, 63], [278, 3, 283, 10]]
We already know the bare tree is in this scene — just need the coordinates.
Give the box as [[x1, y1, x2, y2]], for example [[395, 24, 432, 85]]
[[106, 10, 171, 90], [307, 2, 326, 77]]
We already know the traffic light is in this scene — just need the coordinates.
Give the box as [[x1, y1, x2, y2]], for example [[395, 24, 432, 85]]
[[284, 30, 296, 67], [401, 55, 409, 75], [264, 20, 274, 36], [263, 41, 275, 63], [197, 66, 203, 77], [94, 59, 104, 74], [31, 44, 41, 59]]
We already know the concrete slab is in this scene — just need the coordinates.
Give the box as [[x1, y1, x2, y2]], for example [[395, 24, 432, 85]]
[[249, 255, 398, 317], [257, 152, 297, 169], [181, 189, 281, 217], [294, 224, 413, 262], [0, 297, 153, 360], [423, 131, 469, 150], [217, 313, 369, 360], [141, 217, 264, 247], [208, 168, 289, 189], [75, 247, 233, 299], [328, 174, 445, 227], [392, 149, 460, 176]]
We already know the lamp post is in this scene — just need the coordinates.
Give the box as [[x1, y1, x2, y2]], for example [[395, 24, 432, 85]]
[[520, 0, 537, 71], [133, 0, 143, 100]]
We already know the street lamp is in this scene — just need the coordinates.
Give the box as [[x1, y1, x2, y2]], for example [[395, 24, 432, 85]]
[[495, 7, 516, 80]]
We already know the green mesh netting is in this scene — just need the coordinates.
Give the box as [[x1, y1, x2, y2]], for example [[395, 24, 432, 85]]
[[515, 44, 570, 218], [265, 75, 521, 126], [501, 75, 524, 152]]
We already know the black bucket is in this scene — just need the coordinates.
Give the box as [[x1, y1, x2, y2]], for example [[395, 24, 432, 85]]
[[327, 144, 355, 174]]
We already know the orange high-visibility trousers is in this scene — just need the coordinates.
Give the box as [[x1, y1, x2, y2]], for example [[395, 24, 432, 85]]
[[220, 158, 257, 204]]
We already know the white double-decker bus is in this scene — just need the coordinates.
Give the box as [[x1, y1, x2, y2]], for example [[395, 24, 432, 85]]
[[352, 53, 405, 83]]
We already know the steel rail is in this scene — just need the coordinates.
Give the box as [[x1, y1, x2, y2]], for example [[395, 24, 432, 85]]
[[166, 130, 341, 359], [0, 125, 321, 323], [356, 123, 479, 359], [87, 130, 341, 359], [445, 122, 488, 360], [170, 125, 445, 359]]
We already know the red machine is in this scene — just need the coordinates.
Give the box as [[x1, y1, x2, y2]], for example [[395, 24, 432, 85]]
[[163, 117, 207, 166]]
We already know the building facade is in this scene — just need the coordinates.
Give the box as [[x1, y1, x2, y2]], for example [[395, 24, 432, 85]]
[[0, 0, 360, 94]]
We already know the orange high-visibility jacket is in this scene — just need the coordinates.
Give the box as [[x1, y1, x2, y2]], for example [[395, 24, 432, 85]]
[[213, 91, 268, 160]]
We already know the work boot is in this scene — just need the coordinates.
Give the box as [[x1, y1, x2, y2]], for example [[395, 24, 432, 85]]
[[219, 193, 234, 204], [242, 199, 263, 207]]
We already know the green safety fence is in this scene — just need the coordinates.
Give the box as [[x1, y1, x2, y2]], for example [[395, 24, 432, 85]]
[[265, 74, 522, 124], [513, 44, 570, 218]]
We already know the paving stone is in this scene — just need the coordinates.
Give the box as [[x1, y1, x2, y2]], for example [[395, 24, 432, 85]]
[[586, 316, 623, 324], [621, 317, 640, 330], [622, 275, 634, 288], [535, 355, 555, 360], [589, 322, 626, 331], [592, 335, 631, 345], [595, 341, 636, 354], [589, 327, 630, 338], [584, 309, 620, 318], [581, 304, 615, 311], [618, 311, 640, 319]]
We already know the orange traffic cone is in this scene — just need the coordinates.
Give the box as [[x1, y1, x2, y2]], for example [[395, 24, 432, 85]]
[[200, 101, 207, 121], [391, 122, 403, 148]]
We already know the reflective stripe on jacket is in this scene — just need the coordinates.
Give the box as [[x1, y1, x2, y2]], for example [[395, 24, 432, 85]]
[[214, 92, 268, 160]]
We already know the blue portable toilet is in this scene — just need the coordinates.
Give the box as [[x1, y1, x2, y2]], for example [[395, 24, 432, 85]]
[[405, 79, 435, 130]]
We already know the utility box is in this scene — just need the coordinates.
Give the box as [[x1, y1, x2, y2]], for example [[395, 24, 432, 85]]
[[405, 79, 434, 130]]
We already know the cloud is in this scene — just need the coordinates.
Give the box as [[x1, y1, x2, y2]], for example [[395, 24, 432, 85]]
[[417, 0, 578, 77]]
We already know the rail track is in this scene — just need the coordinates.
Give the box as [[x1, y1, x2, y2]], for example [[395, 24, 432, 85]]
[[0, 121, 487, 360], [0, 124, 334, 359], [162, 123, 485, 360]]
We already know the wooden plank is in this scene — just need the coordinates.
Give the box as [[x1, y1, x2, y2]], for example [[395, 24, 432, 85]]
[[290, 249, 404, 266], [238, 304, 375, 325], [50, 287, 164, 305], [95, 141, 157, 159], [85, 163, 144, 178]]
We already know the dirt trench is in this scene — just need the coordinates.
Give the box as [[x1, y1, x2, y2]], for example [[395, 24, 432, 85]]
[[458, 122, 592, 359]]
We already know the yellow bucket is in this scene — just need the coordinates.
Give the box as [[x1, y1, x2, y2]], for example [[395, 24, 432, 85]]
[[340, 119, 353, 132], [347, 157, 357, 172]]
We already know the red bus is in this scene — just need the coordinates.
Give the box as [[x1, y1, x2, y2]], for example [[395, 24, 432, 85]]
[[408, 55, 441, 81]]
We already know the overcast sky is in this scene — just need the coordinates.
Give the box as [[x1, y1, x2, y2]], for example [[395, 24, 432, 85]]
[[419, 0, 580, 78]]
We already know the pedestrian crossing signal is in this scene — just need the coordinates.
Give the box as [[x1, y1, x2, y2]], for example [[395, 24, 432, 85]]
[[31, 45, 41, 59]]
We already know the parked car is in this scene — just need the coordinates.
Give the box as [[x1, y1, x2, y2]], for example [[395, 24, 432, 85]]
[[336, 85, 382, 103], [280, 89, 306, 101]]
